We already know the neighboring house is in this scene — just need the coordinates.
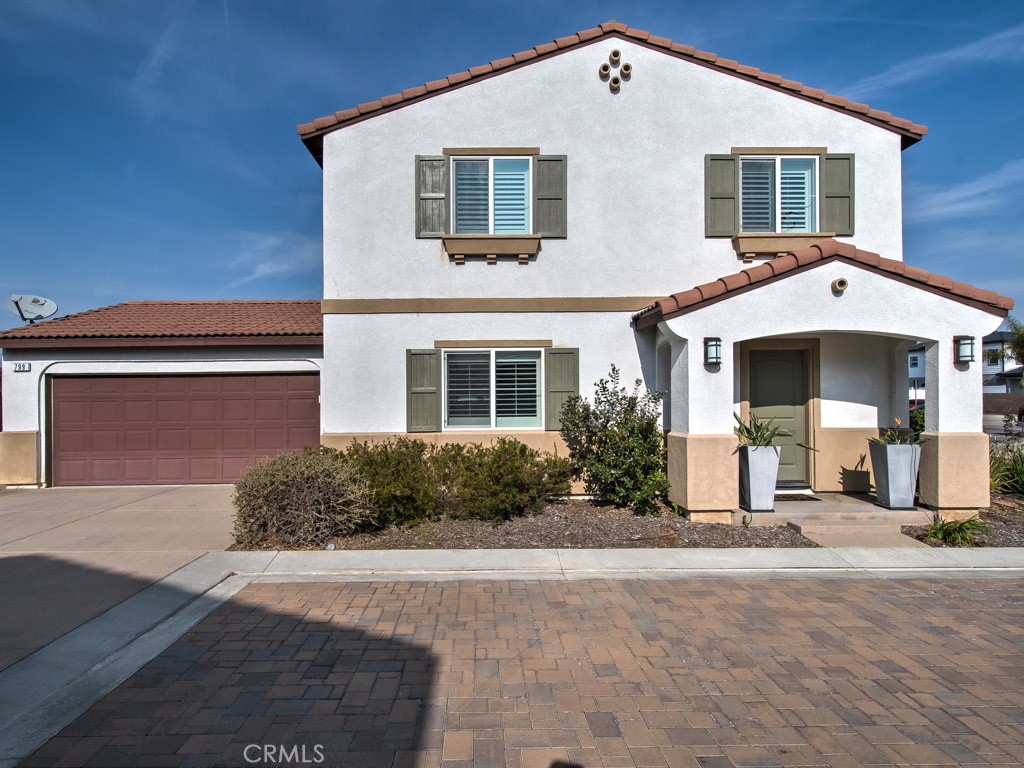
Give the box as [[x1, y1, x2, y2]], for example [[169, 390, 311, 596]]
[[907, 320, 1021, 406], [0, 21, 1012, 520]]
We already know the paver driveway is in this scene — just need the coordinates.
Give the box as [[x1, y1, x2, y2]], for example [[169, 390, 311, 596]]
[[22, 577, 1024, 767]]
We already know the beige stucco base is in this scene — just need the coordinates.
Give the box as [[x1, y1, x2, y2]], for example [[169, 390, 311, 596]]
[[666, 432, 738, 513], [812, 428, 879, 492], [917, 432, 990, 513], [322, 431, 569, 454], [0, 431, 39, 486]]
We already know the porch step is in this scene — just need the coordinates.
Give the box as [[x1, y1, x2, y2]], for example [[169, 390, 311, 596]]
[[787, 520, 904, 536], [799, 531, 931, 548]]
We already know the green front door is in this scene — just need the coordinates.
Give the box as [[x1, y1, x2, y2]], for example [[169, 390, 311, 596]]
[[750, 349, 809, 485]]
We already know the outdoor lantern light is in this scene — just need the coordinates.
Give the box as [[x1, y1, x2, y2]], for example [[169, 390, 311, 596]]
[[704, 337, 722, 366], [954, 336, 976, 364]]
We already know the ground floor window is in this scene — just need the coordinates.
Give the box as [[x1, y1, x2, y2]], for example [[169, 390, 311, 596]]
[[444, 349, 542, 428]]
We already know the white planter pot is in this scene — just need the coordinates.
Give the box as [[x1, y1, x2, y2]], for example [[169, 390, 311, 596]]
[[739, 445, 780, 512], [869, 442, 921, 510]]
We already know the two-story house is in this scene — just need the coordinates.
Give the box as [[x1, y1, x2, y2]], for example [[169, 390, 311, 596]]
[[0, 21, 1012, 520]]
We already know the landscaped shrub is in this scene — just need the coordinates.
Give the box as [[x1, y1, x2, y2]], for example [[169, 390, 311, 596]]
[[924, 515, 990, 546], [908, 407, 925, 435], [991, 438, 1024, 495], [560, 365, 669, 514], [343, 438, 440, 527], [233, 447, 374, 549], [453, 438, 572, 522]]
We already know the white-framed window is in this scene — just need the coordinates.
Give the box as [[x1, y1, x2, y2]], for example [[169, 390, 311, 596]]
[[443, 348, 543, 429], [451, 157, 532, 234], [909, 355, 920, 368], [740, 156, 818, 233]]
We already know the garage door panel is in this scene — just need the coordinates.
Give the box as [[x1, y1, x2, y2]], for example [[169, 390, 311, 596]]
[[52, 374, 319, 486]]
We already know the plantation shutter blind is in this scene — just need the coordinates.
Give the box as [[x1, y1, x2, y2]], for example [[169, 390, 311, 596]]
[[445, 352, 491, 427], [779, 158, 817, 232], [740, 159, 775, 232], [704, 155, 739, 236], [495, 351, 541, 428], [822, 154, 855, 236], [544, 348, 579, 431], [406, 349, 441, 432], [415, 156, 448, 238], [533, 155, 568, 237], [493, 159, 531, 234], [453, 160, 489, 234]]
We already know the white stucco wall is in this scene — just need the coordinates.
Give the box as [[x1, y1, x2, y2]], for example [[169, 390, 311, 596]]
[[323, 313, 644, 434], [322, 39, 905, 302], [660, 262, 1004, 434], [1, 346, 324, 434]]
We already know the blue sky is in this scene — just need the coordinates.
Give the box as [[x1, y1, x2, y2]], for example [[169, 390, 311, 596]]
[[1, 0, 1022, 322]]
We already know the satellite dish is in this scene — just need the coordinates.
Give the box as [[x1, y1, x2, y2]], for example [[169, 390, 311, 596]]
[[8, 295, 59, 324]]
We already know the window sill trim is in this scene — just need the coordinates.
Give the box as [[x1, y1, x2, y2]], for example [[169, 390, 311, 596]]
[[442, 235, 542, 265], [732, 232, 836, 261]]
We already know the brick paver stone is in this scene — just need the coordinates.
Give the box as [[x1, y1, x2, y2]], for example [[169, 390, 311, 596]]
[[19, 578, 1024, 767]]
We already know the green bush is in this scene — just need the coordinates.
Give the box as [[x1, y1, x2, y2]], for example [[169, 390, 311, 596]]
[[233, 447, 375, 549], [454, 438, 572, 522], [991, 438, 1024, 495], [343, 438, 439, 527], [559, 365, 669, 514], [924, 515, 990, 546], [908, 408, 925, 435]]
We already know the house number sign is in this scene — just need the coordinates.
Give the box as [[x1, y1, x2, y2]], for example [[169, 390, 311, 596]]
[[12, 362, 31, 372]]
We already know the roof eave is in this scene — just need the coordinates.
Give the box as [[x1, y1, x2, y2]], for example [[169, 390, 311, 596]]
[[0, 335, 324, 350]]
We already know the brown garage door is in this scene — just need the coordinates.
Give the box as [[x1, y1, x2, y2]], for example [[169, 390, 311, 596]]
[[51, 374, 320, 486]]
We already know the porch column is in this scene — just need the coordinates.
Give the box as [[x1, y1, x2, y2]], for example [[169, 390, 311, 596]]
[[919, 337, 989, 515], [663, 332, 737, 522]]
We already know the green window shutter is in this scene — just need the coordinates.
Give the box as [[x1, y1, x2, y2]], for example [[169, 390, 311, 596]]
[[822, 154, 855, 236], [705, 155, 739, 237], [406, 349, 441, 432], [544, 347, 579, 431], [415, 155, 449, 238], [533, 155, 567, 237]]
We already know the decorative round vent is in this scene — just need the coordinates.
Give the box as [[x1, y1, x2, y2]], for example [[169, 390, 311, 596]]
[[598, 49, 633, 92]]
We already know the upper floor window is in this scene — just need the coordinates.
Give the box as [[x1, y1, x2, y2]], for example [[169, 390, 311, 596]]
[[909, 355, 920, 368], [452, 157, 532, 235], [984, 349, 1001, 366], [740, 156, 818, 233]]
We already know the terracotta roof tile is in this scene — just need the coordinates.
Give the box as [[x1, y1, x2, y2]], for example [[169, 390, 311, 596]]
[[297, 21, 927, 163], [0, 301, 323, 345], [633, 239, 1013, 327]]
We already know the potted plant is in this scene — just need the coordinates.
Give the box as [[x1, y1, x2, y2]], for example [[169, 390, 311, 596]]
[[733, 413, 790, 512], [868, 417, 921, 509]]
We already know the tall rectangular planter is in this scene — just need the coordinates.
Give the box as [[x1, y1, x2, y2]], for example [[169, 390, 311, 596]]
[[738, 445, 780, 512], [869, 442, 921, 510]]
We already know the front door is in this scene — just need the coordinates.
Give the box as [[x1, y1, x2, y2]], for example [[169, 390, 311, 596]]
[[749, 349, 809, 486]]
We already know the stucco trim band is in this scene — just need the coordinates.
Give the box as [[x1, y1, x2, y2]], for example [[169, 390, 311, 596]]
[[0, 430, 39, 485], [322, 298, 661, 314], [917, 431, 990, 512], [442, 147, 540, 156], [434, 340, 553, 348]]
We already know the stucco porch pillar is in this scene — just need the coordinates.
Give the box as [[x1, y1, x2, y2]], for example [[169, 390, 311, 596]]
[[662, 331, 737, 522], [918, 336, 989, 515]]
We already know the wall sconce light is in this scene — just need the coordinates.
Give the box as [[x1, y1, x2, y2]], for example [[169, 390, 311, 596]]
[[704, 337, 722, 366], [954, 335, 975, 363]]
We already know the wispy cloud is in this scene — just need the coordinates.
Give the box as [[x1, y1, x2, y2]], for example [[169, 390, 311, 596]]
[[905, 159, 1024, 223], [129, 21, 183, 121], [841, 23, 1024, 100], [227, 231, 321, 288]]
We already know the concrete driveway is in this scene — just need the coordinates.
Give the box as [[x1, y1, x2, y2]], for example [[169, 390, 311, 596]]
[[0, 485, 234, 670]]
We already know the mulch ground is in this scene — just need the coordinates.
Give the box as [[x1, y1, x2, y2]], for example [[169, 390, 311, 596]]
[[903, 492, 1024, 547], [330, 498, 816, 550]]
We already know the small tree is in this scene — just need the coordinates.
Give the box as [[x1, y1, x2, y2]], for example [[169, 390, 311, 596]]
[[559, 365, 669, 514], [1006, 317, 1024, 368]]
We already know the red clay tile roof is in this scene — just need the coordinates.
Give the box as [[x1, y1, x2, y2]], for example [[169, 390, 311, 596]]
[[0, 300, 323, 347], [633, 240, 1013, 329], [297, 20, 928, 165]]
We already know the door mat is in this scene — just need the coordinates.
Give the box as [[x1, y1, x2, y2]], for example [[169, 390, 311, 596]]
[[774, 494, 822, 502]]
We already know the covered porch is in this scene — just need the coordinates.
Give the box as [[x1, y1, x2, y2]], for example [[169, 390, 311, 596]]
[[634, 241, 1013, 523]]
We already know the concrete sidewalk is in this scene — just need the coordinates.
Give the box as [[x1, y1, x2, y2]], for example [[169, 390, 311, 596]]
[[3, 546, 1024, 766]]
